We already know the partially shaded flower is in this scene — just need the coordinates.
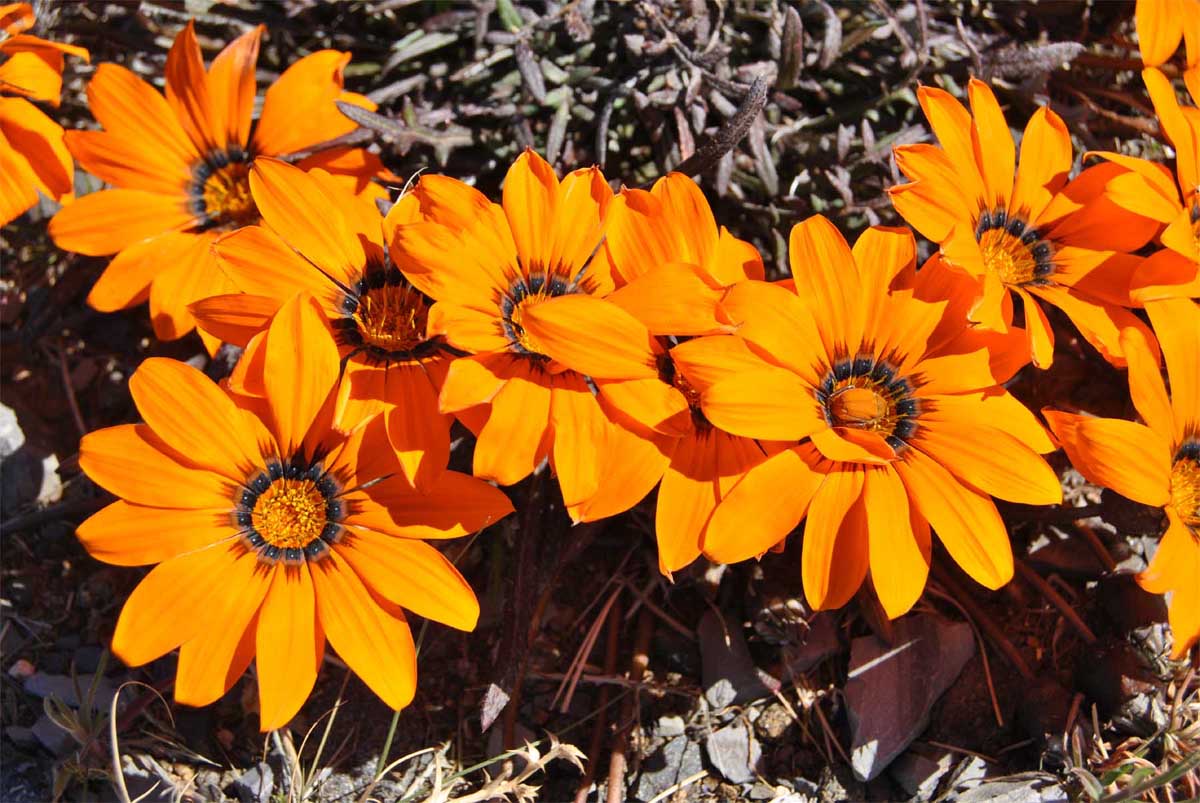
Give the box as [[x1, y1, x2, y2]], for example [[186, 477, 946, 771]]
[[1135, 0, 1200, 80], [48, 21, 383, 349], [389, 149, 632, 516], [518, 174, 774, 572], [1044, 299, 1199, 658], [76, 294, 513, 729], [190, 158, 455, 489], [1094, 68, 1200, 301], [890, 78, 1158, 368], [670, 217, 1060, 618], [0, 1, 88, 224]]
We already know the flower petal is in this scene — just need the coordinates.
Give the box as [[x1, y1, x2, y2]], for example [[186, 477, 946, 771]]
[[655, 435, 719, 573], [788, 215, 863, 357], [76, 501, 235, 567], [607, 262, 729, 336], [1010, 106, 1071, 223], [1146, 297, 1200, 440], [967, 79, 1015, 211], [864, 465, 929, 619], [1043, 411, 1172, 507], [346, 473, 514, 540], [206, 24, 262, 149], [802, 465, 867, 610], [311, 549, 417, 711], [256, 564, 322, 731], [700, 369, 824, 441], [520, 295, 658, 379], [49, 189, 197, 256], [717, 280, 826, 386], [912, 417, 1061, 505], [471, 368, 553, 486], [262, 293, 340, 455], [338, 530, 479, 631], [80, 424, 235, 509], [894, 448, 1014, 589]]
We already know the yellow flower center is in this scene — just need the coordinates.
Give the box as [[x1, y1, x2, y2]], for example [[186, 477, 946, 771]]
[[975, 209, 1053, 286], [1170, 447, 1200, 528], [818, 355, 919, 450], [357, 284, 429, 354], [501, 272, 575, 358], [190, 149, 259, 231], [829, 386, 893, 431], [251, 479, 328, 550]]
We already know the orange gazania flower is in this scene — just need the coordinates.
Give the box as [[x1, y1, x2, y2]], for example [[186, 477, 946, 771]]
[[1044, 299, 1199, 658], [190, 158, 455, 489], [76, 294, 513, 729], [1096, 68, 1200, 301], [669, 217, 1061, 618], [389, 150, 629, 516], [48, 21, 383, 349], [0, 2, 88, 225], [519, 173, 773, 572], [1135, 0, 1200, 81], [890, 78, 1158, 368]]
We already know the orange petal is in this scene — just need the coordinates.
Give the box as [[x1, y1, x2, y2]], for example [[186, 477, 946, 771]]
[[426, 302, 510, 354], [1138, 0, 1185, 66], [392, 216, 515, 312], [717, 280, 826, 386], [0, 131, 37, 224], [711, 226, 765, 283], [1121, 327, 1174, 442], [704, 445, 825, 564], [519, 295, 658, 379], [86, 232, 184, 313], [337, 530, 479, 630], [894, 449, 1014, 589], [546, 165, 612, 284], [110, 541, 243, 667], [0, 96, 71, 200], [384, 363, 452, 489], [667, 334, 777, 390], [1016, 287, 1054, 369], [1101, 169, 1181, 225], [967, 78, 1015, 211], [596, 376, 690, 437], [810, 427, 893, 464], [1010, 106, 1071, 223], [164, 21, 223, 154], [502, 149, 559, 271], [175, 551, 270, 707], [912, 418, 1062, 505], [76, 501, 234, 567], [147, 232, 231, 341], [206, 24, 262, 149], [256, 564, 322, 731], [252, 50, 366, 156], [85, 62, 198, 167], [262, 293, 340, 454], [213, 224, 339, 303], [788, 215, 863, 357], [439, 352, 518, 412], [250, 157, 365, 284], [190, 293, 281, 347], [65, 129, 188, 196], [80, 423, 235, 509], [311, 549, 417, 711], [1146, 66, 1198, 199], [573, 414, 671, 525], [916, 84, 987, 209], [607, 262, 729, 336], [1138, 509, 1196, 594], [655, 434, 720, 573], [130, 357, 270, 481], [1146, 297, 1200, 440], [923, 390, 1056, 453], [1028, 284, 1151, 368], [471, 368, 553, 486], [1131, 247, 1200, 302], [802, 464, 867, 610], [549, 373, 607, 509], [864, 465, 929, 619], [852, 225, 917, 316], [700, 369, 824, 441], [1043, 411, 1172, 507], [49, 189, 197, 256]]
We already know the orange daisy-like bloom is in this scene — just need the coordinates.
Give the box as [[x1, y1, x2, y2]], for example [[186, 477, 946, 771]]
[[1096, 68, 1200, 301], [0, 2, 88, 225], [76, 294, 513, 729], [890, 78, 1158, 368], [666, 217, 1060, 618], [389, 149, 630, 516], [48, 21, 383, 349], [189, 158, 455, 489], [1044, 299, 1199, 658], [1135, 0, 1200, 82], [518, 173, 774, 572]]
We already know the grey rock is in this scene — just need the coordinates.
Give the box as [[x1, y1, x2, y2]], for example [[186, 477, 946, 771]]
[[3, 726, 38, 749], [953, 776, 1068, 803], [782, 613, 840, 675], [0, 404, 24, 458], [845, 615, 975, 782], [231, 762, 274, 803], [23, 672, 116, 711], [633, 735, 703, 802], [889, 750, 954, 798], [699, 609, 778, 709], [31, 714, 76, 756], [655, 714, 686, 738], [705, 721, 762, 784], [121, 755, 178, 802]]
